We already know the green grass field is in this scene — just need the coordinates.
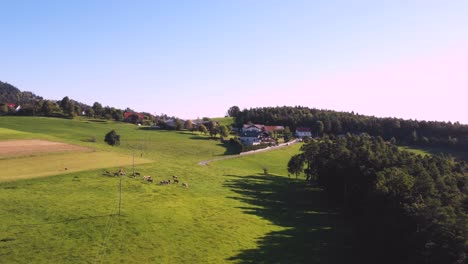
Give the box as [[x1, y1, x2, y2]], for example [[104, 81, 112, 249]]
[[399, 145, 468, 161], [0, 116, 352, 263]]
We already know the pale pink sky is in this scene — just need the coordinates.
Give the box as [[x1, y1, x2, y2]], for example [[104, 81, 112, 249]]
[[2, 1, 468, 124], [247, 42, 468, 124]]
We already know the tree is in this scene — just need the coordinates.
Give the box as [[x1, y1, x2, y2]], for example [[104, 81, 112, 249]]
[[375, 167, 415, 200], [219, 125, 230, 140], [92, 102, 103, 118], [112, 109, 123, 121], [0, 104, 8, 114], [59, 96, 70, 113], [198, 124, 208, 135], [104, 130, 120, 146], [41, 100, 58, 116], [227, 105, 240, 117], [315, 120, 324, 137], [228, 137, 243, 154], [175, 119, 183, 130], [284, 126, 292, 142], [85, 108, 95, 118], [184, 120, 194, 131], [287, 154, 305, 179], [210, 126, 219, 138], [33, 100, 43, 116]]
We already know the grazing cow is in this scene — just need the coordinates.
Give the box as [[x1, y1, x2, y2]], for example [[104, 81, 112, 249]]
[[172, 175, 178, 180], [114, 172, 120, 176], [173, 179, 179, 184], [132, 172, 141, 176], [143, 175, 153, 182], [182, 183, 189, 188]]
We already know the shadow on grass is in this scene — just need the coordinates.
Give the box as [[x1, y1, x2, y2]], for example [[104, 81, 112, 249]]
[[224, 174, 354, 264]]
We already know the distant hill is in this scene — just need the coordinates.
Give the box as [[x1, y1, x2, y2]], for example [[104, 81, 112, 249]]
[[0, 80, 43, 105], [0, 80, 92, 112]]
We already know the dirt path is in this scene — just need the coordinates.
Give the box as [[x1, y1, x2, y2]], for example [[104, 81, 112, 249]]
[[198, 139, 300, 165]]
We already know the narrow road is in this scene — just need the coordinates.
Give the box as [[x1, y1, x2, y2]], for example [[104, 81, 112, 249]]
[[198, 139, 300, 165]]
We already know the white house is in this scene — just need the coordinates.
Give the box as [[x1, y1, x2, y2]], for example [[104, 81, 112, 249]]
[[239, 131, 262, 145], [295, 127, 312, 138]]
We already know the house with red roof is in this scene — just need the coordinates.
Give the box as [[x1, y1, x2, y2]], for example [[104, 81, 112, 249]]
[[263, 126, 285, 133], [123, 111, 145, 123]]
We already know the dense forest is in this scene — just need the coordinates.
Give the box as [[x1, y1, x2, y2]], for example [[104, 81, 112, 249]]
[[288, 134, 467, 264], [232, 106, 468, 151]]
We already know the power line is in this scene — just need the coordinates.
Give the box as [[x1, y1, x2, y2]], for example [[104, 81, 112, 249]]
[[93, 199, 119, 264]]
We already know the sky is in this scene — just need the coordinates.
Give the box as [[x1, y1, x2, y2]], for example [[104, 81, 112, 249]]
[[1, 0, 467, 123]]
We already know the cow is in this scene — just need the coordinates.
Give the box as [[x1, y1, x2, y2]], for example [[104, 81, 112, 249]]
[[143, 175, 153, 183], [182, 183, 189, 188]]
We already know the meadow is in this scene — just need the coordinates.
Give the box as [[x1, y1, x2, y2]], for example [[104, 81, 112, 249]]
[[0, 117, 352, 263]]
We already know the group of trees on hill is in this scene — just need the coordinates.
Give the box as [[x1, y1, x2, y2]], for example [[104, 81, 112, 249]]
[[0, 81, 43, 105], [232, 106, 468, 151], [288, 134, 467, 264], [0, 81, 164, 124]]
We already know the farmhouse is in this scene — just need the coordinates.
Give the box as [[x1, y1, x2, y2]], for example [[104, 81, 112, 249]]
[[239, 124, 285, 145], [124, 111, 145, 123], [242, 124, 284, 133], [295, 127, 312, 138], [239, 130, 262, 145]]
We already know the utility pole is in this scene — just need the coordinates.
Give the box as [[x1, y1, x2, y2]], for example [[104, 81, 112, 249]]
[[132, 148, 135, 176], [118, 172, 122, 216]]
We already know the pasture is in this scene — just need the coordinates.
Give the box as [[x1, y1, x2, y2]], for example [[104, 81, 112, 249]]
[[0, 117, 352, 263]]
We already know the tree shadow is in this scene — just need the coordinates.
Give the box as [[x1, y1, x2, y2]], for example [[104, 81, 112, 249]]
[[224, 174, 355, 263]]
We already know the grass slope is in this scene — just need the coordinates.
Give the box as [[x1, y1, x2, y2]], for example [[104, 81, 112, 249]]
[[0, 152, 151, 181], [0, 116, 352, 263]]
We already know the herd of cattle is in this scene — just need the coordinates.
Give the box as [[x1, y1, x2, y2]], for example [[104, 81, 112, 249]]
[[103, 169, 189, 187]]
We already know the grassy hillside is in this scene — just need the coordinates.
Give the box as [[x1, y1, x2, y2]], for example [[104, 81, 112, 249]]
[[0, 116, 352, 263], [399, 145, 468, 161], [212, 117, 235, 127]]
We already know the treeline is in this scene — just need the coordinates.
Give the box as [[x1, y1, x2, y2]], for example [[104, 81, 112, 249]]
[[0, 81, 162, 123], [288, 134, 467, 263], [232, 106, 468, 150], [0, 81, 43, 106]]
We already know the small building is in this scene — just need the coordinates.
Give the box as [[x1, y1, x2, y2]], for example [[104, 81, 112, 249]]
[[295, 127, 312, 138]]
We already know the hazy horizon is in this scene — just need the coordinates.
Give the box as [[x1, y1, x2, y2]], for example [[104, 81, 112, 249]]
[[1, 1, 467, 123]]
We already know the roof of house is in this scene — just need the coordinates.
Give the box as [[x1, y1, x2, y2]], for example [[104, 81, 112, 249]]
[[243, 124, 264, 129], [264, 126, 285, 132], [240, 131, 261, 137], [124, 111, 145, 120], [296, 127, 311, 132]]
